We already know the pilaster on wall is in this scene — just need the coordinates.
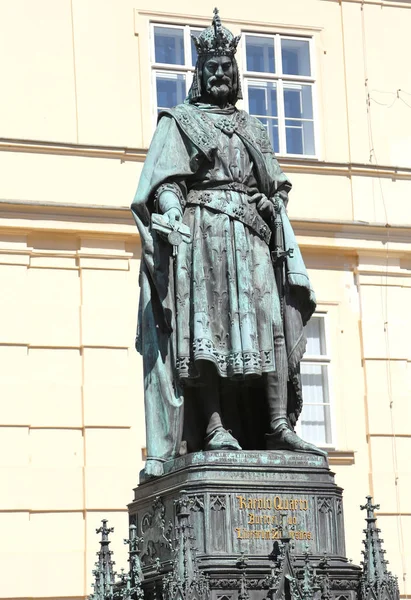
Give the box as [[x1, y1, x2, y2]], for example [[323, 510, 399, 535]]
[[356, 253, 411, 596], [0, 229, 144, 598]]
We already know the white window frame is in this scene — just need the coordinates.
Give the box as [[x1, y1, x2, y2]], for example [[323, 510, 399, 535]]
[[150, 23, 201, 126], [242, 32, 320, 158], [296, 312, 336, 449]]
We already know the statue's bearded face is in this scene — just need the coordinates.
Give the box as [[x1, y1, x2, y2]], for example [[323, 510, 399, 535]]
[[202, 55, 233, 102]]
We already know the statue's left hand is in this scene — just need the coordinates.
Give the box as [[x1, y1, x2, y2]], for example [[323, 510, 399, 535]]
[[248, 193, 275, 219], [164, 207, 183, 227]]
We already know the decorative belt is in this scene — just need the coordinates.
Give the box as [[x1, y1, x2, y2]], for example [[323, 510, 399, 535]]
[[191, 182, 258, 195], [186, 188, 271, 245]]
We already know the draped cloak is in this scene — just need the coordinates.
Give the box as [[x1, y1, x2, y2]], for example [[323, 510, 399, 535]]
[[131, 103, 316, 468]]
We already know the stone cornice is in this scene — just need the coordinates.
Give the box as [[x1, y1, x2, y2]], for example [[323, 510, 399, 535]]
[[327, 450, 356, 466], [134, 9, 323, 33], [0, 199, 136, 238], [0, 137, 147, 163], [322, 0, 411, 8], [1, 200, 411, 256], [2, 137, 411, 180], [291, 217, 410, 242]]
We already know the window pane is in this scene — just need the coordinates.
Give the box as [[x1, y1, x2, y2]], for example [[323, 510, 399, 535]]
[[284, 84, 313, 119], [246, 35, 275, 73], [248, 82, 278, 152], [156, 73, 186, 110], [283, 86, 314, 154], [304, 317, 326, 356], [248, 82, 277, 116], [300, 363, 332, 444], [154, 26, 184, 65], [191, 29, 200, 66], [267, 119, 279, 154], [285, 123, 303, 155], [285, 119, 315, 155], [281, 38, 311, 76], [300, 402, 332, 445], [249, 87, 266, 116]]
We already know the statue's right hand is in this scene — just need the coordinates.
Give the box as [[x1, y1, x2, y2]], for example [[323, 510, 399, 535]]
[[248, 192, 275, 219], [164, 207, 183, 227]]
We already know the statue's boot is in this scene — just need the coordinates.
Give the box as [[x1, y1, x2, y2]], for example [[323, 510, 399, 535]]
[[205, 427, 242, 451], [198, 360, 242, 451], [266, 425, 327, 457], [265, 351, 327, 458], [144, 458, 165, 478]]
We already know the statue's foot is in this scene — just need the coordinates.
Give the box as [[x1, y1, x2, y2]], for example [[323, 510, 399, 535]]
[[205, 427, 242, 451], [144, 458, 165, 478], [266, 427, 327, 458]]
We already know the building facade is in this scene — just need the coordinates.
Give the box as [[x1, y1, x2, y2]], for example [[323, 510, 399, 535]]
[[0, 0, 410, 598]]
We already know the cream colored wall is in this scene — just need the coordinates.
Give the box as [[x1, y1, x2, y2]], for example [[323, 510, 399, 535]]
[[0, 0, 410, 598], [0, 226, 145, 598]]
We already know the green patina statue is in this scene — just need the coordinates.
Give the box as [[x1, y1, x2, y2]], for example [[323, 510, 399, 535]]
[[131, 9, 326, 478]]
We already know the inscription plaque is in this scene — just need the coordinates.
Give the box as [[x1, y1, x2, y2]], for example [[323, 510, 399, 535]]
[[234, 494, 313, 542]]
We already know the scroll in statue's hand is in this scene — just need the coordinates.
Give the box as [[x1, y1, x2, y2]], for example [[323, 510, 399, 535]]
[[248, 193, 275, 219]]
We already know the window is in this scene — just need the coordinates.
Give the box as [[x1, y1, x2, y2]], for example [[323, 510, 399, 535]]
[[151, 24, 200, 116], [243, 33, 316, 156], [297, 315, 334, 447]]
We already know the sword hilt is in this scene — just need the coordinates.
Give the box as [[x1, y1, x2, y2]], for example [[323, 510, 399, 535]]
[[271, 247, 293, 265]]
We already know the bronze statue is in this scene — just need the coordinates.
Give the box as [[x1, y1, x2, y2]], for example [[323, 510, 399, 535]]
[[131, 9, 326, 478]]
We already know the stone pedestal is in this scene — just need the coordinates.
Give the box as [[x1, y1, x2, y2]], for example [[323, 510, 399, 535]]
[[128, 451, 361, 600]]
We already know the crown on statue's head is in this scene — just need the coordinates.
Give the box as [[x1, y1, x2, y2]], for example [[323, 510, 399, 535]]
[[192, 8, 241, 58]]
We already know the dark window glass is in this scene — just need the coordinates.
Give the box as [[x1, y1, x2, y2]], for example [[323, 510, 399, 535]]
[[156, 74, 186, 109], [246, 35, 275, 73], [154, 26, 184, 65], [281, 38, 311, 76]]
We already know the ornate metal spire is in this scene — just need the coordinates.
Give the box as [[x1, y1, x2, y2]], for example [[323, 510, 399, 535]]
[[118, 523, 144, 600], [265, 541, 284, 600], [163, 492, 209, 600], [316, 554, 332, 600], [89, 519, 145, 600], [236, 552, 250, 600], [300, 548, 319, 600], [264, 520, 326, 600], [359, 497, 399, 600], [90, 520, 116, 600]]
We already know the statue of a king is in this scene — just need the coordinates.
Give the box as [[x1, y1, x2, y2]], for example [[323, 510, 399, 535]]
[[131, 9, 327, 478]]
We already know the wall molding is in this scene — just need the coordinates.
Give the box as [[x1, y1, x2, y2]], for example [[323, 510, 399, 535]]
[[0, 137, 147, 163], [134, 9, 323, 34], [1, 200, 411, 258], [2, 137, 411, 180], [322, 0, 411, 8], [327, 450, 356, 466]]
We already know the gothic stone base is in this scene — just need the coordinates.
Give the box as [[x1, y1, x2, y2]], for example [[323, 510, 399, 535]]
[[128, 451, 361, 600]]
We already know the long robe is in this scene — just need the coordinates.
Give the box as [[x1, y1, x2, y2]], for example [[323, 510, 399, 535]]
[[131, 103, 316, 467]]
